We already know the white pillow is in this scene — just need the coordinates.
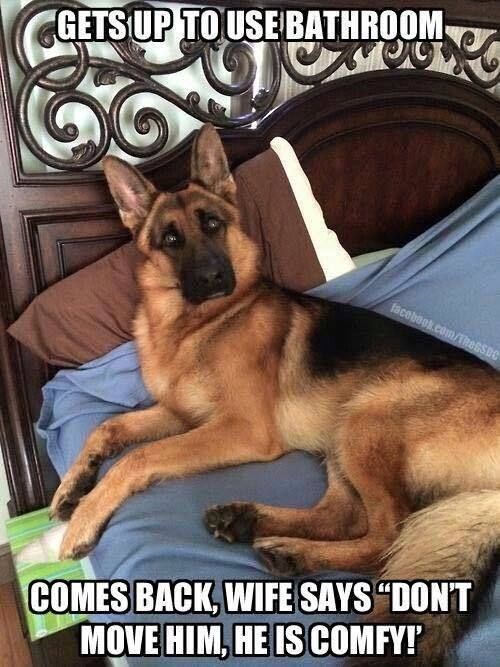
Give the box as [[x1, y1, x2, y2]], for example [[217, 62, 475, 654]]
[[270, 137, 356, 281]]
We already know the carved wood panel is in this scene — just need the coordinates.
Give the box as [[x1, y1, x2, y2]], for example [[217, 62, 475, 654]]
[[21, 207, 127, 291], [294, 106, 498, 254]]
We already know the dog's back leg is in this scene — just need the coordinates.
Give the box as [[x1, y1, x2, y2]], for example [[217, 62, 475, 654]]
[[254, 414, 411, 577], [205, 463, 367, 544], [254, 480, 408, 577]]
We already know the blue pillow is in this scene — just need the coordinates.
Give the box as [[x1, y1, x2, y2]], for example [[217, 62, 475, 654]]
[[309, 174, 500, 369]]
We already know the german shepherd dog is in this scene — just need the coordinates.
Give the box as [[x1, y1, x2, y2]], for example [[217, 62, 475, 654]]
[[52, 124, 500, 666]]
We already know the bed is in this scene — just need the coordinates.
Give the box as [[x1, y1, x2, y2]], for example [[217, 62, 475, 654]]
[[0, 1, 499, 665]]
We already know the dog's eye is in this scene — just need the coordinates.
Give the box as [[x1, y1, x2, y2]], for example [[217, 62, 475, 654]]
[[162, 228, 183, 248], [201, 217, 222, 234]]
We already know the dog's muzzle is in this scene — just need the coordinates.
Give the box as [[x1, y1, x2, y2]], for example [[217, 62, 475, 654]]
[[181, 259, 236, 304]]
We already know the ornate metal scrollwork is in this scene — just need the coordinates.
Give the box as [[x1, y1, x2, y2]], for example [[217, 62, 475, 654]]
[[440, 30, 500, 89], [12, 0, 281, 170], [8, 0, 500, 171], [381, 30, 500, 90], [281, 30, 499, 89], [281, 41, 377, 86]]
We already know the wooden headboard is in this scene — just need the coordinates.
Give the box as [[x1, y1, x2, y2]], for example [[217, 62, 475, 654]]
[[0, 68, 499, 517]]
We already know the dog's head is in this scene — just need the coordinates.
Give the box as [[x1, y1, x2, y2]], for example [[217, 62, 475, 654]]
[[103, 124, 258, 305]]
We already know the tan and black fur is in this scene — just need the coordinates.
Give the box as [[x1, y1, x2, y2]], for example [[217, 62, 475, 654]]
[[51, 124, 500, 666]]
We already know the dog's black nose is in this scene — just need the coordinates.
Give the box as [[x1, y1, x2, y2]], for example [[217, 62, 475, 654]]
[[200, 268, 224, 288], [181, 252, 236, 304]]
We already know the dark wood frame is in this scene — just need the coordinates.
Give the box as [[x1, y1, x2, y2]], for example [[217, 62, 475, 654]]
[[0, 2, 499, 665]]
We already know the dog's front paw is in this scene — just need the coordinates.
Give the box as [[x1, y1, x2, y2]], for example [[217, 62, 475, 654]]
[[50, 478, 81, 522], [50, 467, 97, 521], [204, 503, 259, 543], [59, 500, 104, 560], [254, 537, 307, 577]]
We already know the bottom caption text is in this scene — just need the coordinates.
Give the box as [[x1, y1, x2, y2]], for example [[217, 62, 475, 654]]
[[28, 578, 473, 659]]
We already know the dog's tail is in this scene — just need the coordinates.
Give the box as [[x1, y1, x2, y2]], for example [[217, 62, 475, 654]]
[[350, 490, 500, 667]]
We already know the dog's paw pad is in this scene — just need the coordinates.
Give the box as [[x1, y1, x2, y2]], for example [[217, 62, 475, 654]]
[[50, 471, 98, 521], [254, 539, 305, 577], [50, 497, 79, 522], [204, 503, 258, 543]]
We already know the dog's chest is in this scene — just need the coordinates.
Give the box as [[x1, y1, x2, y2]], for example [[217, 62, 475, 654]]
[[135, 295, 287, 426], [137, 321, 216, 421]]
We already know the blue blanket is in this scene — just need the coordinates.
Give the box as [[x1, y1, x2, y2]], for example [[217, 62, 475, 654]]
[[39, 176, 500, 665]]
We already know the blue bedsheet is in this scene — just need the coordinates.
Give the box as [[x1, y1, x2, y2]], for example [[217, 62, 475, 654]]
[[39, 176, 500, 665]]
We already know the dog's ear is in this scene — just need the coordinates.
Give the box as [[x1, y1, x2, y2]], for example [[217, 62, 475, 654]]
[[102, 156, 158, 233], [190, 123, 236, 204]]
